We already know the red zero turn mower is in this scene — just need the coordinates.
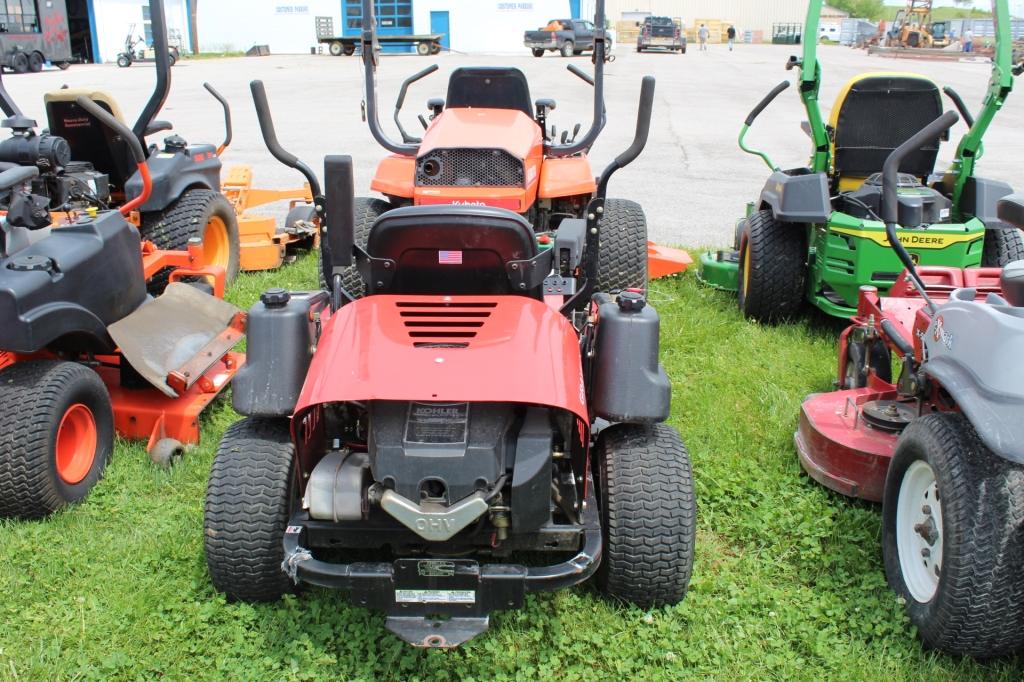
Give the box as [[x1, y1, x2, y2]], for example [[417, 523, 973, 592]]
[[796, 112, 1024, 657], [203, 0, 695, 648], [0, 97, 242, 520]]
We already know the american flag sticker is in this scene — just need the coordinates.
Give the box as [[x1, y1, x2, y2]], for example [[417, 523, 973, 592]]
[[438, 250, 463, 265]]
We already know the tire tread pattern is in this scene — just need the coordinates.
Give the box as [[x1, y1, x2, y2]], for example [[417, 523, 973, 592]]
[[140, 188, 239, 295], [0, 361, 110, 519], [597, 423, 696, 607], [884, 412, 1024, 657], [596, 198, 648, 294], [204, 417, 296, 602], [981, 226, 1024, 267], [739, 210, 806, 323]]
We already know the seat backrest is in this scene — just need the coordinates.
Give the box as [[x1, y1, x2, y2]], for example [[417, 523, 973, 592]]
[[829, 74, 943, 191], [365, 205, 541, 297], [44, 89, 136, 190], [445, 67, 534, 119]]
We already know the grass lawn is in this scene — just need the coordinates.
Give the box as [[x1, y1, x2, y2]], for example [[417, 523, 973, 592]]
[[1, 250, 1022, 680]]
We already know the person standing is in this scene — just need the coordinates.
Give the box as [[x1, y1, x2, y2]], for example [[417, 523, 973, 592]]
[[727, 25, 736, 51], [698, 24, 710, 51], [963, 28, 974, 53]]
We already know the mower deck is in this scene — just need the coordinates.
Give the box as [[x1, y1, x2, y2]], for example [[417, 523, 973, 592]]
[[696, 249, 739, 291], [796, 388, 903, 502], [98, 351, 242, 451], [647, 241, 693, 278]]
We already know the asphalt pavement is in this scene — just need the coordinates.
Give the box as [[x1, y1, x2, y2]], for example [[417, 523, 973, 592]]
[[5, 44, 1020, 246]]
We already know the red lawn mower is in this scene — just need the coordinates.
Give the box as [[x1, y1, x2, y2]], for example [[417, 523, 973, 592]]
[[796, 112, 1024, 657], [203, 0, 695, 648]]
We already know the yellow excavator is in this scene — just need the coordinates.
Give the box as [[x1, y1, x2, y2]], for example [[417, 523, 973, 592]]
[[887, 0, 935, 48]]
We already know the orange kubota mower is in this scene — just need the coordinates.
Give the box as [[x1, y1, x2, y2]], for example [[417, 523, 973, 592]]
[[0, 93, 243, 520], [258, 10, 689, 294]]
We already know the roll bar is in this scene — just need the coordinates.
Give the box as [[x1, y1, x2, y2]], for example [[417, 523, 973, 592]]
[[249, 80, 322, 199], [131, 0, 172, 148], [0, 69, 22, 118], [394, 64, 438, 144], [881, 110, 959, 314], [76, 96, 152, 215], [942, 86, 974, 128], [359, 0, 609, 158], [546, 0, 607, 158], [360, 0, 418, 156], [596, 76, 655, 197], [203, 82, 233, 155]]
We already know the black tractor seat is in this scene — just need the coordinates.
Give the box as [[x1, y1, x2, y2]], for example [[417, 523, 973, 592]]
[[361, 204, 550, 298], [445, 67, 534, 119], [830, 74, 944, 191], [44, 90, 137, 191]]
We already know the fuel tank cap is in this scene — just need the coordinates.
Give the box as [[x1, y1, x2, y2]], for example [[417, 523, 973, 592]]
[[7, 254, 55, 273]]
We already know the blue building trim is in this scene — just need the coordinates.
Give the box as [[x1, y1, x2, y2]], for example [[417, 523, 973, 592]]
[[570, 0, 581, 19], [184, 0, 193, 53], [86, 0, 101, 63]]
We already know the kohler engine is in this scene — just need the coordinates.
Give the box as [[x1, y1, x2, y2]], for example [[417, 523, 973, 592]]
[[0, 115, 110, 210], [304, 401, 558, 542]]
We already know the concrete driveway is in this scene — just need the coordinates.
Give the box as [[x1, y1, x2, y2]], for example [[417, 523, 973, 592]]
[[5, 44, 1021, 246]]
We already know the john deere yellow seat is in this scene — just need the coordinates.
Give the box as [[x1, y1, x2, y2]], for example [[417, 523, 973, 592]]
[[829, 74, 944, 192]]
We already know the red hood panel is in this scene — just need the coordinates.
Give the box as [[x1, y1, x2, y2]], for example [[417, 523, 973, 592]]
[[295, 295, 587, 422], [419, 108, 542, 160]]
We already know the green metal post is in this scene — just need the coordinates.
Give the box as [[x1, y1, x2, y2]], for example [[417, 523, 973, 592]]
[[800, 0, 830, 174], [949, 0, 1014, 217]]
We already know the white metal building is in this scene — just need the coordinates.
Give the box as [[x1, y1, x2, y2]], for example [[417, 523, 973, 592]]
[[79, 0, 839, 62], [82, 0, 192, 64]]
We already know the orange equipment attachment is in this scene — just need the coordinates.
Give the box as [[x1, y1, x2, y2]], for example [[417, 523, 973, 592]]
[[647, 242, 693, 278], [100, 350, 242, 451], [220, 165, 318, 272]]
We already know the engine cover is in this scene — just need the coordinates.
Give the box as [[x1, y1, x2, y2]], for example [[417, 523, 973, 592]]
[[368, 401, 515, 504]]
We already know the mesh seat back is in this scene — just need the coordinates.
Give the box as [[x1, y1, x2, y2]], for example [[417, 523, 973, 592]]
[[832, 75, 943, 183]]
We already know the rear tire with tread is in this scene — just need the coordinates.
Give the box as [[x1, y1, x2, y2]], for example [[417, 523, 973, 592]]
[[532, 48, 545, 57], [596, 198, 648, 293], [561, 41, 574, 57], [738, 210, 806, 323], [204, 418, 296, 602], [140, 189, 240, 296], [596, 423, 696, 607], [882, 412, 1024, 657], [981, 226, 1024, 267], [0, 361, 113, 519]]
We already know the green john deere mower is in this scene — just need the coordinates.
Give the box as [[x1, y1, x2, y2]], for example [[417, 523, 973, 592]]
[[698, 0, 1024, 322]]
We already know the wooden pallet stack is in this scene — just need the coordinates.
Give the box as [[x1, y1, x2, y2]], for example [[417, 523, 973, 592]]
[[615, 19, 640, 45], [688, 18, 731, 43]]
